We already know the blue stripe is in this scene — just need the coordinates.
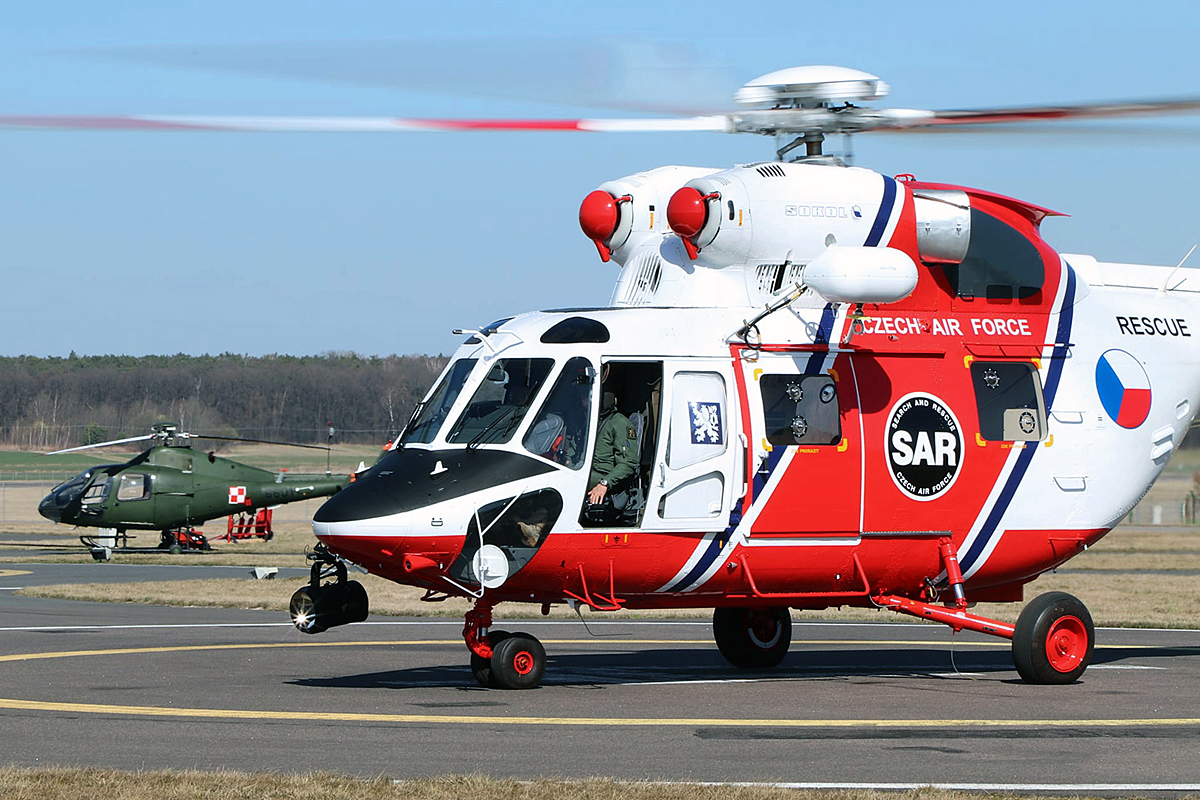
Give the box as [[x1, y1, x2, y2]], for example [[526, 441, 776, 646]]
[[805, 303, 837, 374], [668, 436, 790, 594], [665, 533, 728, 593], [959, 266, 1076, 573], [864, 176, 897, 248]]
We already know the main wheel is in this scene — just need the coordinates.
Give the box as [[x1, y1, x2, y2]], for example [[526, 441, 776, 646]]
[[470, 630, 509, 688], [489, 633, 546, 690], [1013, 591, 1094, 684], [713, 606, 792, 668]]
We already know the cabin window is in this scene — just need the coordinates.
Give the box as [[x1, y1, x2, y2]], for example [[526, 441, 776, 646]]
[[970, 361, 1047, 441], [760, 374, 841, 446], [116, 473, 150, 502], [402, 358, 477, 444], [523, 357, 593, 469], [943, 209, 1044, 301], [447, 358, 555, 445]]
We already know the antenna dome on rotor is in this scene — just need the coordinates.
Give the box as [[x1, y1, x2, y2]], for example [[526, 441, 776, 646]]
[[735, 65, 889, 107]]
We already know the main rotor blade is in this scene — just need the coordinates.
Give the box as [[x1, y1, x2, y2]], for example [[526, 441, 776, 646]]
[[920, 96, 1200, 127], [45, 434, 154, 455], [0, 114, 731, 134]]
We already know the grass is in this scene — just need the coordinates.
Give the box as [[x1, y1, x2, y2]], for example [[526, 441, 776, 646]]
[[0, 769, 1163, 800]]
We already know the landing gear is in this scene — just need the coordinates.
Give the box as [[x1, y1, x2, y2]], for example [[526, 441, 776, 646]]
[[873, 538, 1095, 684], [289, 545, 369, 634], [1012, 591, 1094, 684], [713, 606, 792, 668], [491, 633, 547, 689], [463, 601, 546, 689]]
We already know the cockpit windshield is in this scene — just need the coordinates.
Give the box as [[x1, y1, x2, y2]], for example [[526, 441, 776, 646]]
[[446, 358, 555, 446], [401, 358, 477, 445]]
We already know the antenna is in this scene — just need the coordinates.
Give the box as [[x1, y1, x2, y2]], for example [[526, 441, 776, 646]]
[[1160, 244, 1197, 292]]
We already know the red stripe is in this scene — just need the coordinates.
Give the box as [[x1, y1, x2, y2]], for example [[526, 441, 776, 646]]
[[404, 119, 584, 131]]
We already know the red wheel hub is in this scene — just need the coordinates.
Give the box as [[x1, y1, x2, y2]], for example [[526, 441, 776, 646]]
[[511, 649, 535, 676], [1045, 614, 1088, 672]]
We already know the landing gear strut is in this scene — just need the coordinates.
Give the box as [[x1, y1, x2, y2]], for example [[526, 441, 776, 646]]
[[289, 544, 369, 634], [463, 599, 546, 689]]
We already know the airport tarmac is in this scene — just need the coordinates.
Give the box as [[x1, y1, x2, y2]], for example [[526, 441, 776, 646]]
[[2, 562, 1200, 790]]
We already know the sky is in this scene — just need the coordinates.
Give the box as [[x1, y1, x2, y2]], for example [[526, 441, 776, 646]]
[[2, 0, 1199, 358]]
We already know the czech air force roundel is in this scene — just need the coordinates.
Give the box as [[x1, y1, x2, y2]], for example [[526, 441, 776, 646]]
[[1096, 349, 1152, 429], [886, 393, 963, 501]]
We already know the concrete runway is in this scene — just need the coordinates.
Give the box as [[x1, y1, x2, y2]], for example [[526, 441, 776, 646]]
[[3, 562, 1200, 790]]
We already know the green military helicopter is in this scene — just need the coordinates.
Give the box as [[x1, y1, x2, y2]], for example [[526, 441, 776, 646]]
[[40, 423, 350, 555]]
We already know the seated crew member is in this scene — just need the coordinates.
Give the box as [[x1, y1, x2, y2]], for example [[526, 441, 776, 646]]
[[586, 390, 638, 514]]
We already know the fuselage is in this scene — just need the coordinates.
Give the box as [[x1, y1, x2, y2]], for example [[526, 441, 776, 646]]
[[313, 162, 1200, 611]]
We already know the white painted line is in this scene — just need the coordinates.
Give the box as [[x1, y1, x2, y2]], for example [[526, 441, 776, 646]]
[[1088, 664, 1167, 670]]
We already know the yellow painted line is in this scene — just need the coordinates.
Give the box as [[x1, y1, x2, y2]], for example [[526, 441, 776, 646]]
[[4, 638, 1185, 665], [0, 569, 31, 577], [0, 639, 1194, 728], [0, 695, 1196, 729], [0, 638, 1183, 667], [0, 638, 1040, 664]]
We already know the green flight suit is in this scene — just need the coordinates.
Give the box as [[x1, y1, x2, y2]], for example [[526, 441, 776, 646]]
[[588, 410, 639, 492]]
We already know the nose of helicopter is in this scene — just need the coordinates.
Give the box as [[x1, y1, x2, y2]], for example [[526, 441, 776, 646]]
[[37, 495, 59, 522], [37, 490, 65, 522]]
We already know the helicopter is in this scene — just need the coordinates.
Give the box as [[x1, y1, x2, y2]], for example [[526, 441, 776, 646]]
[[11, 65, 1200, 687], [40, 423, 350, 555]]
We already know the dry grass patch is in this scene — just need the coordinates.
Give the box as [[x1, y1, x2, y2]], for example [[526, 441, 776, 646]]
[[13, 523, 1200, 627], [0, 768, 1131, 800], [18, 567, 1200, 627], [0, 522, 321, 566]]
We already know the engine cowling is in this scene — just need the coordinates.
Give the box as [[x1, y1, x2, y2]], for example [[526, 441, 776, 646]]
[[579, 166, 721, 265], [664, 162, 899, 269]]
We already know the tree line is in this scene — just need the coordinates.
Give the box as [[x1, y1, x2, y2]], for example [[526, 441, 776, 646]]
[[0, 353, 448, 451]]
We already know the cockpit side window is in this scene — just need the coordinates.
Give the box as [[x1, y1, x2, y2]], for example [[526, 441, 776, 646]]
[[447, 358, 555, 445], [82, 473, 111, 503], [522, 357, 593, 469], [402, 358, 477, 445]]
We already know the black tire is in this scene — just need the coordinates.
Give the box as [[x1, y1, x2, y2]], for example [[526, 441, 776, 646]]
[[489, 633, 546, 690], [713, 606, 792, 668], [341, 580, 369, 624], [289, 586, 327, 634], [470, 630, 510, 688], [1013, 591, 1094, 684]]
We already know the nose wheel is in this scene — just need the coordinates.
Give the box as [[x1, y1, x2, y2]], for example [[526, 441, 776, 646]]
[[464, 602, 547, 689]]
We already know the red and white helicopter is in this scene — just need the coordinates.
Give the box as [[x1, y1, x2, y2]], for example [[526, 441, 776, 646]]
[[11, 66, 1200, 688]]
